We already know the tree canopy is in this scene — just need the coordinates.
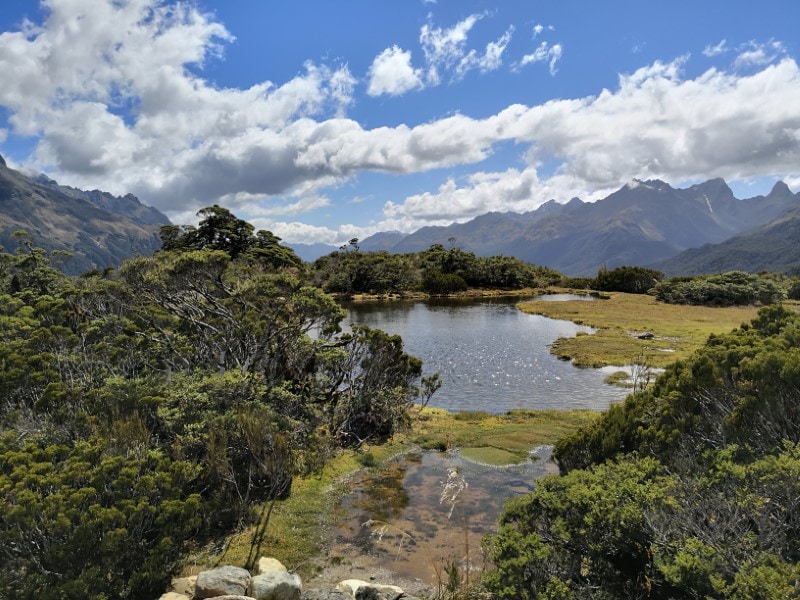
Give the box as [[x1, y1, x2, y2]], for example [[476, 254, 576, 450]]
[[0, 209, 435, 598]]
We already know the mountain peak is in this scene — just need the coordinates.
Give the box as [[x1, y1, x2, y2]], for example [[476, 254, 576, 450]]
[[767, 180, 793, 198], [0, 153, 5, 167]]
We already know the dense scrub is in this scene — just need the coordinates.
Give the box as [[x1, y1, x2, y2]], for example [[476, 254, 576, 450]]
[[0, 208, 436, 599], [651, 270, 786, 306], [310, 243, 561, 295], [485, 304, 800, 598]]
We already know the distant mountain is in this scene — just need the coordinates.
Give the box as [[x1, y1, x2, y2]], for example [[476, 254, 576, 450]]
[[358, 179, 799, 276], [656, 202, 800, 276], [285, 241, 338, 262], [0, 154, 170, 274]]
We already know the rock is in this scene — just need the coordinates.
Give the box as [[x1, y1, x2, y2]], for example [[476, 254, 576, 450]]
[[204, 596, 257, 600], [300, 591, 350, 600], [637, 332, 654, 339], [258, 557, 289, 575], [171, 575, 197, 596], [195, 566, 252, 598], [158, 593, 191, 600], [336, 579, 404, 600], [248, 570, 302, 600]]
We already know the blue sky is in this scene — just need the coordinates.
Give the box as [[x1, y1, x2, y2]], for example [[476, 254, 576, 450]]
[[0, 1, 798, 245]]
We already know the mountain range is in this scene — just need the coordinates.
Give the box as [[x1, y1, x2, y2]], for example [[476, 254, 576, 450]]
[[1, 151, 797, 277], [0, 154, 170, 274], [333, 178, 800, 276]]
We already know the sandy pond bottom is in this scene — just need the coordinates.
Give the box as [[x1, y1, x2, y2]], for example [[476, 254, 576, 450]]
[[304, 447, 558, 595]]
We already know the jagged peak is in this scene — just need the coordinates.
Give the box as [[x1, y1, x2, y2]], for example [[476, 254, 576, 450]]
[[0, 153, 5, 167], [625, 178, 671, 192], [768, 180, 793, 198]]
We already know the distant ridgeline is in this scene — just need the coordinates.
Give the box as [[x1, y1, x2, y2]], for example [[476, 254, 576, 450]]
[[0, 154, 169, 275], [305, 178, 800, 276]]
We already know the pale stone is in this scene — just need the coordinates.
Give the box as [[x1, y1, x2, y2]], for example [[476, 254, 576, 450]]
[[257, 557, 289, 575], [335, 579, 404, 600], [195, 566, 251, 598], [171, 575, 197, 596], [248, 571, 302, 600], [158, 593, 190, 600]]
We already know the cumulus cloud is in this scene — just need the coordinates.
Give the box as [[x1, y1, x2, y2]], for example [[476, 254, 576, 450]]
[[0, 3, 798, 244], [367, 46, 423, 96], [376, 57, 800, 232], [367, 13, 513, 95]]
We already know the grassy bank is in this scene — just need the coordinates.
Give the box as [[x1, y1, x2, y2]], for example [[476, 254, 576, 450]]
[[519, 291, 760, 368], [191, 407, 598, 578]]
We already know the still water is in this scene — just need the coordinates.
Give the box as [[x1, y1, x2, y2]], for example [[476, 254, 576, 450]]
[[344, 296, 629, 412], [319, 296, 631, 591]]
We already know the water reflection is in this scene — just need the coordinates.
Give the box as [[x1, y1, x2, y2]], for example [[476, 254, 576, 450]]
[[344, 296, 628, 412]]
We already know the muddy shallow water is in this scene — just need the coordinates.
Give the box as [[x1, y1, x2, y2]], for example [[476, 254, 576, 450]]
[[305, 447, 558, 592]]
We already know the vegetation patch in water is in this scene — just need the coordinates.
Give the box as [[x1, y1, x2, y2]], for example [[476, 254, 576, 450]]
[[459, 446, 527, 466]]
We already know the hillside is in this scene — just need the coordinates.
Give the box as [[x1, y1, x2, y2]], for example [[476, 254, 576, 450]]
[[656, 201, 800, 276], [0, 154, 169, 274], [356, 179, 799, 275]]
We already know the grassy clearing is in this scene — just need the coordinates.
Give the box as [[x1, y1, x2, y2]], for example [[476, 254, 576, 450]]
[[188, 407, 598, 577], [519, 291, 760, 368]]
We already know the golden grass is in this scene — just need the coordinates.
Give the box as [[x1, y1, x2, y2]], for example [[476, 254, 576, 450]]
[[518, 291, 760, 367]]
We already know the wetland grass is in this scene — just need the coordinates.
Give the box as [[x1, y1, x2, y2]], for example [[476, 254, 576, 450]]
[[519, 291, 760, 367]]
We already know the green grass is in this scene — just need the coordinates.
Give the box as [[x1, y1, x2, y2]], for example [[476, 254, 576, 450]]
[[519, 291, 760, 368]]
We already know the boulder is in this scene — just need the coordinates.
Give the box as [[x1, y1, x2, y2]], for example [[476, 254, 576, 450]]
[[335, 579, 404, 600], [195, 566, 252, 598], [257, 557, 289, 575], [203, 596, 256, 600], [171, 575, 197, 596], [248, 570, 302, 600], [158, 593, 190, 600]]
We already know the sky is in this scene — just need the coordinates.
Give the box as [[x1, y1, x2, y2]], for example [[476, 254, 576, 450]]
[[0, 1, 799, 246]]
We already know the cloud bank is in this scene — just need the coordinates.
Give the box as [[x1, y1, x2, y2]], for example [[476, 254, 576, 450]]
[[0, 1, 798, 244]]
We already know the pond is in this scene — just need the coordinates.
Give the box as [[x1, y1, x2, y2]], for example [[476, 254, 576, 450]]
[[344, 296, 629, 412], [316, 296, 632, 592]]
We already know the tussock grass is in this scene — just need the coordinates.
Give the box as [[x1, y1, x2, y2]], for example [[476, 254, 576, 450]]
[[519, 291, 760, 367]]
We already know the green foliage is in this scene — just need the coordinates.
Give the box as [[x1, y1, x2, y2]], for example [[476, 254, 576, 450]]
[[0, 207, 436, 598], [159, 205, 302, 269], [486, 305, 800, 598], [422, 271, 468, 294], [595, 264, 663, 294], [310, 243, 561, 295], [651, 271, 785, 306]]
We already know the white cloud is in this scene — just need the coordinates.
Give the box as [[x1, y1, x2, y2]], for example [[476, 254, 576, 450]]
[[455, 26, 514, 79], [703, 39, 727, 57], [367, 46, 423, 96], [0, 4, 798, 245], [734, 40, 787, 69], [519, 41, 563, 75], [420, 13, 484, 85], [368, 12, 512, 96], [374, 56, 800, 233]]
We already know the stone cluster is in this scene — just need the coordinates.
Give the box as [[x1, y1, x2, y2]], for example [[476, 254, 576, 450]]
[[159, 557, 422, 600]]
